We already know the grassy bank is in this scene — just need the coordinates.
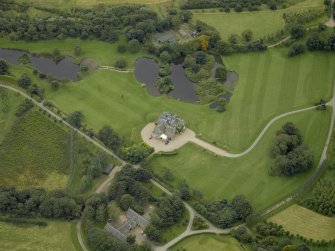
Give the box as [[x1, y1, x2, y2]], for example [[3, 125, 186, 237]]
[[149, 109, 331, 211]]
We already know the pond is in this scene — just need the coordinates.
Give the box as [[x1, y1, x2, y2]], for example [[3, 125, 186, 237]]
[[134, 58, 198, 103], [0, 48, 80, 81]]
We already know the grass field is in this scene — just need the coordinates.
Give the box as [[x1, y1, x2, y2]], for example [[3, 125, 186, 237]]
[[270, 204, 335, 241], [36, 49, 335, 152], [149, 109, 331, 211], [162, 209, 189, 243], [171, 234, 245, 251], [0, 220, 80, 251], [0, 36, 145, 67], [0, 110, 70, 189], [193, 0, 326, 40]]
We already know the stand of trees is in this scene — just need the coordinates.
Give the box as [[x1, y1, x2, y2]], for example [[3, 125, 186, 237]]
[[192, 195, 252, 228], [15, 98, 33, 117], [302, 178, 335, 216], [306, 31, 335, 51], [0, 186, 82, 219], [145, 194, 185, 242], [269, 122, 313, 176]]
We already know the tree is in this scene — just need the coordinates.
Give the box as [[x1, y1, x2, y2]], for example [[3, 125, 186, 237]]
[[215, 66, 227, 81], [128, 39, 140, 54], [195, 51, 207, 65], [117, 44, 126, 53], [288, 43, 305, 57], [0, 59, 9, 75], [306, 32, 325, 51], [160, 51, 172, 64], [74, 46, 81, 57], [51, 80, 60, 90], [126, 235, 136, 245], [67, 111, 83, 128], [145, 225, 161, 242], [228, 34, 239, 45], [120, 194, 134, 211], [242, 30, 253, 42], [98, 125, 120, 151], [199, 35, 209, 51], [289, 24, 305, 39], [231, 195, 252, 220], [156, 77, 174, 94], [17, 73, 31, 89], [115, 57, 127, 69], [179, 180, 191, 201]]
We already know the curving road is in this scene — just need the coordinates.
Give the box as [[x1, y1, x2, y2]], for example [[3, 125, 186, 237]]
[[143, 104, 323, 159]]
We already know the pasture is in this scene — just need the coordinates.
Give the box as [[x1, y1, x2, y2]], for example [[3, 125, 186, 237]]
[[0, 220, 80, 251], [193, 0, 326, 40], [149, 109, 331, 211], [0, 110, 70, 189], [40, 49, 335, 153], [171, 234, 245, 251], [270, 204, 335, 241]]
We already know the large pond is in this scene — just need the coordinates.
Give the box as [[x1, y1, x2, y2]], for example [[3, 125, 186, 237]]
[[134, 58, 198, 103], [0, 48, 80, 81]]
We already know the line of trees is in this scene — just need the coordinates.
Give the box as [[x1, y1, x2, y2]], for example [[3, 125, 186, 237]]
[[181, 0, 286, 12], [0, 186, 82, 219]]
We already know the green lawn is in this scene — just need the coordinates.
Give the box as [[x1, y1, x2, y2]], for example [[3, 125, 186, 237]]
[[0, 220, 80, 251], [270, 204, 335, 241], [0, 110, 70, 189], [162, 209, 189, 244], [2, 42, 335, 152], [0, 36, 145, 67], [39, 49, 335, 152], [193, 0, 326, 40], [149, 109, 331, 211], [171, 234, 245, 251]]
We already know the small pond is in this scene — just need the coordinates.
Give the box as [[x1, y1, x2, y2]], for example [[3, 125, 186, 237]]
[[134, 58, 198, 103], [0, 48, 80, 81]]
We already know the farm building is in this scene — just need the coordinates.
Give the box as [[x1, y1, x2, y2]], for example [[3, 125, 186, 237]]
[[103, 164, 115, 175], [152, 112, 186, 141]]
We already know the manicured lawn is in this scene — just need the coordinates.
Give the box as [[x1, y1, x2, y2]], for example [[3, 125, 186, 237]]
[[0, 110, 70, 189], [171, 234, 244, 251], [270, 204, 335, 241], [39, 49, 334, 152], [0, 36, 145, 67], [149, 109, 331, 211], [193, 0, 325, 40], [0, 220, 80, 251]]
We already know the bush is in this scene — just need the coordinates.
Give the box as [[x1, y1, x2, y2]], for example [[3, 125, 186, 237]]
[[67, 111, 83, 128], [120, 143, 154, 164], [215, 66, 227, 81], [128, 39, 140, 54], [288, 43, 305, 57], [98, 125, 120, 151], [0, 59, 9, 75], [17, 73, 31, 89], [15, 99, 33, 117], [114, 57, 128, 69], [117, 44, 126, 53], [156, 77, 174, 94]]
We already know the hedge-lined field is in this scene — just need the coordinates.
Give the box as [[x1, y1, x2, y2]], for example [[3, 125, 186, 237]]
[[270, 204, 335, 241], [0, 110, 70, 189]]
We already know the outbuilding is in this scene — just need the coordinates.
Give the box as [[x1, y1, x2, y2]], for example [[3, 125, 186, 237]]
[[103, 164, 115, 175]]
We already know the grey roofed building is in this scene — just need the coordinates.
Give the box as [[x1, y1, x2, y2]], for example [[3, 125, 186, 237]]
[[103, 164, 115, 175], [152, 31, 177, 43], [152, 112, 186, 140]]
